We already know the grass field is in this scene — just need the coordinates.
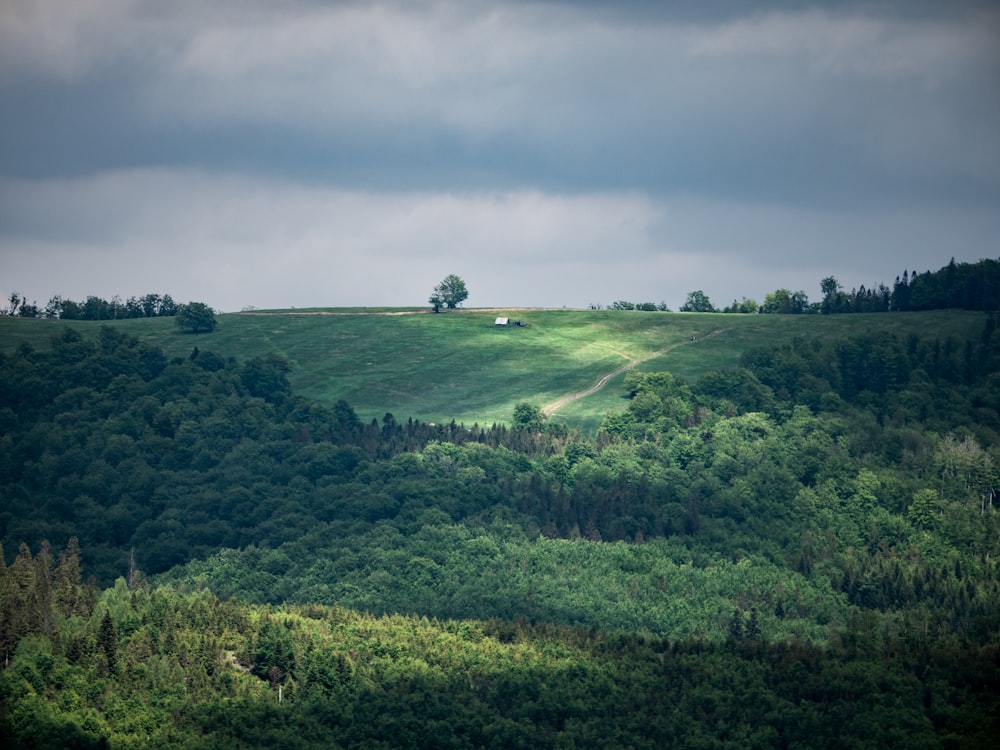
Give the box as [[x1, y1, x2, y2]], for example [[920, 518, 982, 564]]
[[0, 308, 987, 432]]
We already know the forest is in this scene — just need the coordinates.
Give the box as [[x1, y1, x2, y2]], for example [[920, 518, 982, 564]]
[[1, 263, 999, 746]]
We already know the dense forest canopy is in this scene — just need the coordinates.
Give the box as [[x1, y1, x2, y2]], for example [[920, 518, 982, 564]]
[[596, 258, 1000, 315], [1, 257, 999, 747]]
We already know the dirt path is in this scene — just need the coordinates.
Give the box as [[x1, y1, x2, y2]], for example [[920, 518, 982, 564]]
[[238, 308, 724, 418], [541, 329, 724, 417]]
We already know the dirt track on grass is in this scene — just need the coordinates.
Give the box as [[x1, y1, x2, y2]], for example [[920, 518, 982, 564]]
[[238, 308, 724, 420], [541, 329, 724, 417]]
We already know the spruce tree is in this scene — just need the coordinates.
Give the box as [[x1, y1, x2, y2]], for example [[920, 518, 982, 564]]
[[98, 610, 118, 674], [746, 607, 763, 641], [728, 609, 744, 641]]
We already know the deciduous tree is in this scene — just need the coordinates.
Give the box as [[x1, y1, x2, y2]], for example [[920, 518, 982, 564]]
[[680, 290, 716, 313], [175, 302, 217, 333], [513, 403, 545, 430], [429, 275, 468, 311]]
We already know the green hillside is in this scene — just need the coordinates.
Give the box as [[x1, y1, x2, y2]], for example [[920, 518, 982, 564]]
[[0, 308, 984, 432]]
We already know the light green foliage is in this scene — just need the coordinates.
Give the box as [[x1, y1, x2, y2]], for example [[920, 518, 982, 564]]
[[908, 489, 941, 531], [679, 290, 716, 312], [762, 288, 809, 314], [722, 296, 759, 313], [166, 524, 846, 642], [0, 573, 997, 749]]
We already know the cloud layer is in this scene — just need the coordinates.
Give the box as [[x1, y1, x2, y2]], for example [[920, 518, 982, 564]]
[[1, 0, 998, 311]]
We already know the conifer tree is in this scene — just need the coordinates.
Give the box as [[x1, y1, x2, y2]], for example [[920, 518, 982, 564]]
[[54, 537, 84, 617], [745, 607, 762, 641], [98, 611, 118, 674], [34, 540, 54, 635], [728, 609, 744, 641]]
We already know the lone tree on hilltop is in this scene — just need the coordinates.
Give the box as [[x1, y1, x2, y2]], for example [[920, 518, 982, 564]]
[[175, 302, 217, 333], [680, 290, 716, 312], [429, 274, 468, 312]]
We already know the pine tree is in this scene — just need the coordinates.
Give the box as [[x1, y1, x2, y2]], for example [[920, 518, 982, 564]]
[[54, 537, 84, 617], [98, 610, 118, 674], [728, 609, 744, 641], [746, 607, 763, 641], [9, 544, 38, 638], [34, 540, 54, 635]]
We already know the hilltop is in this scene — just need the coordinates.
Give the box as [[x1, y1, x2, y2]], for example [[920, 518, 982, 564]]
[[0, 307, 986, 432]]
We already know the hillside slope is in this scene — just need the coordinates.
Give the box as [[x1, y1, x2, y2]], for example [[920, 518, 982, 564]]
[[0, 309, 985, 431]]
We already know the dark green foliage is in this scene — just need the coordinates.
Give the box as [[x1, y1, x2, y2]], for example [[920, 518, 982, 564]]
[[43, 292, 178, 321], [512, 402, 545, 430], [253, 620, 296, 685], [746, 607, 762, 641], [824, 258, 1000, 314], [728, 608, 744, 641], [679, 290, 716, 312], [896, 258, 1000, 312], [241, 354, 292, 403], [175, 302, 217, 333], [96, 611, 116, 674], [429, 274, 468, 310]]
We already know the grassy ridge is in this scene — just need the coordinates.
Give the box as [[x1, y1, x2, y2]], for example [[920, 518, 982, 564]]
[[0, 308, 986, 430]]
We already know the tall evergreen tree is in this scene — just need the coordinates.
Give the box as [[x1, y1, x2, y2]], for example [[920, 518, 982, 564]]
[[54, 537, 84, 618], [745, 607, 762, 641], [98, 611, 117, 674], [728, 609, 744, 641]]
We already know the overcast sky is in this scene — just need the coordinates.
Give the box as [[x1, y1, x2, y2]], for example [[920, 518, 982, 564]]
[[2, 0, 998, 312]]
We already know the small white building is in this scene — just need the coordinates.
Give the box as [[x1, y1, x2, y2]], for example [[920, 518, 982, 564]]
[[494, 317, 509, 326]]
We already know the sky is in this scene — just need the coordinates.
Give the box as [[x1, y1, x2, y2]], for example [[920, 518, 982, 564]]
[[1, 0, 998, 313]]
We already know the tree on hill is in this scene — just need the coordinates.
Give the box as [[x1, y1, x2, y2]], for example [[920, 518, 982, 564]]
[[430, 274, 468, 312], [680, 290, 716, 312], [2, 292, 40, 317], [513, 402, 546, 430], [175, 302, 217, 333], [762, 289, 809, 314], [722, 297, 759, 314], [820, 276, 848, 314]]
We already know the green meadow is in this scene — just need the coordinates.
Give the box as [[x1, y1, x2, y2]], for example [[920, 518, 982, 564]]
[[0, 307, 985, 432]]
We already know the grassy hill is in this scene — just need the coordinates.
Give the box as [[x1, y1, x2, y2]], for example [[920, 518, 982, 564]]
[[0, 307, 986, 432]]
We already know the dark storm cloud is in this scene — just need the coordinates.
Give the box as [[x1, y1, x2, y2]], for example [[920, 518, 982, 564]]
[[1, 0, 997, 311]]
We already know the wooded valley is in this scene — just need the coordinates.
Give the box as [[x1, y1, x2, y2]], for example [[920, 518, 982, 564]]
[[1, 273, 999, 746]]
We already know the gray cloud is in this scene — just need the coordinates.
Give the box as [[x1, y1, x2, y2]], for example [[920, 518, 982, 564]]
[[4, 170, 993, 312], [1, 0, 997, 311]]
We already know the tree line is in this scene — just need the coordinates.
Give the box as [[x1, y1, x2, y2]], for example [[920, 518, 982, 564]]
[[2, 293, 179, 320], [600, 257, 1000, 316]]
